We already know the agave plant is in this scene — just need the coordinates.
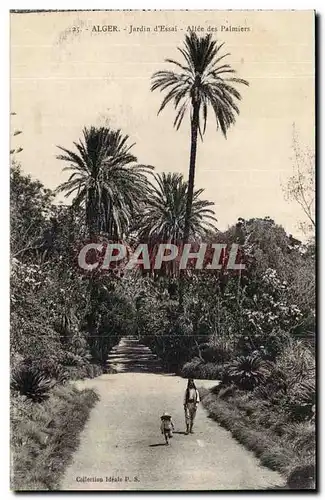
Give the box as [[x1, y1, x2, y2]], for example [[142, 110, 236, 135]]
[[11, 366, 55, 402], [34, 361, 69, 385], [223, 355, 271, 391]]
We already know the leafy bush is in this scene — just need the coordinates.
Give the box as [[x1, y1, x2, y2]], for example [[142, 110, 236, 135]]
[[198, 338, 235, 363], [286, 464, 315, 490], [181, 357, 225, 380], [276, 340, 315, 382], [11, 365, 55, 402], [253, 384, 286, 406], [22, 358, 69, 385], [222, 355, 272, 390], [285, 378, 315, 421], [209, 382, 239, 400], [283, 421, 315, 457], [252, 366, 288, 405]]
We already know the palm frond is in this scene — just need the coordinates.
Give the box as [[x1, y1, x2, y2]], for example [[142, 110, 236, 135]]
[[135, 172, 217, 244], [57, 126, 154, 238], [151, 32, 249, 138]]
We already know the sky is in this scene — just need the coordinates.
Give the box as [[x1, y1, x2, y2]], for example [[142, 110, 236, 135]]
[[10, 10, 315, 237]]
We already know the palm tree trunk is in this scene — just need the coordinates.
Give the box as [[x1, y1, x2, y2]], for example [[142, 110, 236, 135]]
[[86, 189, 99, 343], [179, 100, 200, 307], [183, 101, 200, 245], [87, 189, 98, 240]]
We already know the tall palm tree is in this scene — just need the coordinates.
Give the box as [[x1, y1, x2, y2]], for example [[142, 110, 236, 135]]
[[137, 172, 217, 244], [151, 31, 248, 247], [135, 172, 217, 276], [56, 126, 153, 239]]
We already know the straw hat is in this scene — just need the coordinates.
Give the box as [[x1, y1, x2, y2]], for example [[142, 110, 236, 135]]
[[161, 412, 171, 419]]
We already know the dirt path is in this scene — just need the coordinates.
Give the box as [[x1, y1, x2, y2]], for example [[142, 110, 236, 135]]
[[60, 338, 285, 491]]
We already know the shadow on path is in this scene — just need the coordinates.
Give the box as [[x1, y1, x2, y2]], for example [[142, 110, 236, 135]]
[[106, 336, 165, 374]]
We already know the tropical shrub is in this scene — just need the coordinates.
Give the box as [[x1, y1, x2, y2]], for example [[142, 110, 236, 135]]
[[222, 355, 272, 390], [286, 464, 315, 490], [199, 337, 235, 363], [11, 365, 55, 402], [276, 339, 315, 382], [181, 357, 225, 380], [285, 378, 316, 422], [21, 358, 69, 385]]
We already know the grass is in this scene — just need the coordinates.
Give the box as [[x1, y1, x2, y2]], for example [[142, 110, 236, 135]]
[[199, 386, 316, 490], [64, 363, 104, 380], [11, 384, 99, 491]]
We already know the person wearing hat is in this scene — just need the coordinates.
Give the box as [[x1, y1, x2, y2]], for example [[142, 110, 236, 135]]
[[184, 378, 200, 434], [160, 412, 175, 445]]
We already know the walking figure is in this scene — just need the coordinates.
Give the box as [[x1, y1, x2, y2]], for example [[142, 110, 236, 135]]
[[184, 378, 200, 434], [160, 412, 175, 445]]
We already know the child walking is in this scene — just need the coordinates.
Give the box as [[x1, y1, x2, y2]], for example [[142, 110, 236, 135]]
[[160, 412, 175, 445]]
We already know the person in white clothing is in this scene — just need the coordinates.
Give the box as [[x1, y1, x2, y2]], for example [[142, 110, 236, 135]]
[[183, 378, 200, 434]]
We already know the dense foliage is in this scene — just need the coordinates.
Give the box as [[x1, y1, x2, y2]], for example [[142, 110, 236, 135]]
[[11, 385, 99, 490], [10, 163, 135, 389], [136, 217, 315, 372], [10, 30, 315, 489]]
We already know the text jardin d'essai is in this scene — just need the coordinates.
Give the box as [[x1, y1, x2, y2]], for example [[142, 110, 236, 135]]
[[90, 24, 250, 34]]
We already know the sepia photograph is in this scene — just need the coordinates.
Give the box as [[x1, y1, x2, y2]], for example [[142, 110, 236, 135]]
[[10, 9, 316, 491]]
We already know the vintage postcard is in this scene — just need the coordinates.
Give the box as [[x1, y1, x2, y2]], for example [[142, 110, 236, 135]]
[[10, 10, 316, 491]]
